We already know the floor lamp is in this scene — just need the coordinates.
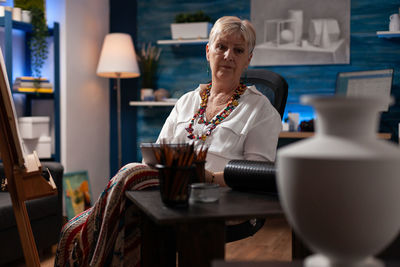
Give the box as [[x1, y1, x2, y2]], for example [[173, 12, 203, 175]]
[[96, 33, 140, 168]]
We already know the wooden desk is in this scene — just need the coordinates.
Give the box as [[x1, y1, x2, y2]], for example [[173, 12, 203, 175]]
[[212, 260, 399, 267], [279, 131, 392, 140], [126, 188, 282, 267], [278, 131, 392, 148]]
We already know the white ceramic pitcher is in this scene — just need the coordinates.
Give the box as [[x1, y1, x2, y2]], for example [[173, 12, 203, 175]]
[[389, 13, 400, 31], [277, 95, 400, 267]]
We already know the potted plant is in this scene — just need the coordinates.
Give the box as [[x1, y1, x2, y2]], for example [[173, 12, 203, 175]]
[[171, 11, 212, 40], [14, 0, 48, 84], [137, 43, 162, 91]]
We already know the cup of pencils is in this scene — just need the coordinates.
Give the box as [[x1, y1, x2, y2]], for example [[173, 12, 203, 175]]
[[156, 164, 194, 207], [152, 143, 200, 208]]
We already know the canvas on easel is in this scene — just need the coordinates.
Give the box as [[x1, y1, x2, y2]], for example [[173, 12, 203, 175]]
[[0, 47, 57, 267]]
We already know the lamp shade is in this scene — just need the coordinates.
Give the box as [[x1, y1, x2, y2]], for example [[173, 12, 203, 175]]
[[96, 33, 140, 78]]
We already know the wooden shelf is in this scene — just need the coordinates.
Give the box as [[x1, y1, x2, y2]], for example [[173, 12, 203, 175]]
[[157, 39, 208, 45], [279, 131, 314, 138], [376, 31, 400, 38], [0, 16, 53, 34], [129, 101, 176, 107], [279, 131, 391, 140], [13, 91, 54, 99]]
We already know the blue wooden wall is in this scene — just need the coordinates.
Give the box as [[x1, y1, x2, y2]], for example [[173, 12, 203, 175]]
[[131, 0, 400, 161]]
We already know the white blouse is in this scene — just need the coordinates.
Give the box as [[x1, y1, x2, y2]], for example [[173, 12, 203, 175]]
[[157, 85, 282, 172]]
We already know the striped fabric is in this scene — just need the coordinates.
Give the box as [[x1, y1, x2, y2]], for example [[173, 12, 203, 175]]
[[55, 163, 159, 267]]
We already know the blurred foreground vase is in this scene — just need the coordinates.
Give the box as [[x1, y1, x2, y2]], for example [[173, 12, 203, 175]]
[[277, 95, 400, 267]]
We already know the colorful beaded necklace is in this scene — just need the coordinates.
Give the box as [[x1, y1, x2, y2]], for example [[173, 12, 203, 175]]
[[186, 82, 246, 141]]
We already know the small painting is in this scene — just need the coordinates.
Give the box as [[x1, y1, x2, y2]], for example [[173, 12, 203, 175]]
[[63, 171, 92, 220]]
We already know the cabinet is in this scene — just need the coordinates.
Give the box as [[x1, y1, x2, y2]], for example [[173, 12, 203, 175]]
[[0, 10, 60, 161]]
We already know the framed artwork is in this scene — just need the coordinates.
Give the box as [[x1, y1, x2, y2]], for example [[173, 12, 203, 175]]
[[63, 171, 92, 220], [250, 0, 350, 66]]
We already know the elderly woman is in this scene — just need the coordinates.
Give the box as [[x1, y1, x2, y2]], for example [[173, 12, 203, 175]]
[[55, 16, 281, 267], [157, 16, 281, 185]]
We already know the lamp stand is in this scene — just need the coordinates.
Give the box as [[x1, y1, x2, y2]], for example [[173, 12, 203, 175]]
[[115, 73, 122, 169]]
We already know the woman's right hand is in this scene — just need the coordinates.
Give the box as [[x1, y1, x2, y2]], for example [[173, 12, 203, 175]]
[[205, 169, 226, 187]]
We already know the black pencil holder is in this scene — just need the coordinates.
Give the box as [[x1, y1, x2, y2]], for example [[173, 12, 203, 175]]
[[155, 164, 195, 208]]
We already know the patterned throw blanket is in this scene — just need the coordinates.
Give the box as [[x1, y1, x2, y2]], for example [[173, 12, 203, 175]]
[[55, 163, 159, 267]]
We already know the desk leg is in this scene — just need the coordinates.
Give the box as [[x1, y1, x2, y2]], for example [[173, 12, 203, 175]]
[[141, 215, 176, 267], [177, 221, 225, 267], [292, 231, 311, 260]]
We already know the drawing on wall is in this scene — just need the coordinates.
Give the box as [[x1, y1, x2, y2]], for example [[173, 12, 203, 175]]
[[250, 0, 350, 66], [63, 171, 92, 220]]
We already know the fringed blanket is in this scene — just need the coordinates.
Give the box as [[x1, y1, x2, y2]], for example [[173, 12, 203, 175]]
[[55, 163, 159, 267]]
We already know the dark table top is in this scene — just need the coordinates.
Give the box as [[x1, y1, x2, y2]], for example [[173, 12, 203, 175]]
[[126, 187, 282, 224], [212, 262, 300, 267], [212, 260, 400, 267]]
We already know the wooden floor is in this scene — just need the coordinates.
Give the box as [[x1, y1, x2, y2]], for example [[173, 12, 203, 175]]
[[226, 216, 292, 262], [13, 245, 56, 267], [13, 215, 292, 266]]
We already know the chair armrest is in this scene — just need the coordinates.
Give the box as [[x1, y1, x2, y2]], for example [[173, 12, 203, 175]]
[[41, 161, 64, 231], [224, 160, 277, 194]]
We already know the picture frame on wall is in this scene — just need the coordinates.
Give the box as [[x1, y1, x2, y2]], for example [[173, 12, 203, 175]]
[[250, 0, 350, 66]]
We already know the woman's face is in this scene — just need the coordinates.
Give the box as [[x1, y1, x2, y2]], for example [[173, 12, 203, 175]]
[[206, 32, 252, 84]]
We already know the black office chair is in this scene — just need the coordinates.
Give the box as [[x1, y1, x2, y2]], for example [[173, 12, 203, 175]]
[[241, 68, 288, 119], [225, 69, 288, 243]]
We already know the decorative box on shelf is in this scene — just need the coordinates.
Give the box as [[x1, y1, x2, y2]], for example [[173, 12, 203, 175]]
[[22, 136, 51, 158], [170, 22, 212, 40], [18, 116, 52, 158], [18, 116, 50, 139]]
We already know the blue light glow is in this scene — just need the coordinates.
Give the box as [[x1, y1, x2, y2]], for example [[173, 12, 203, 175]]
[[282, 103, 315, 123]]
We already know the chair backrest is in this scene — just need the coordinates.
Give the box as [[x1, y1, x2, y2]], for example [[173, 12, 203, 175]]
[[241, 69, 288, 119]]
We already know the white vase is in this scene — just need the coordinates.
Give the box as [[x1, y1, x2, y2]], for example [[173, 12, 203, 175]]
[[21, 10, 32, 23], [277, 95, 400, 267]]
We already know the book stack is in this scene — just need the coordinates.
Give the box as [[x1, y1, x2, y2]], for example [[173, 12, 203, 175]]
[[13, 77, 53, 93]]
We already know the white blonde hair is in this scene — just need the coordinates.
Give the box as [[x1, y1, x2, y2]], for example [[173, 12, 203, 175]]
[[208, 16, 256, 54]]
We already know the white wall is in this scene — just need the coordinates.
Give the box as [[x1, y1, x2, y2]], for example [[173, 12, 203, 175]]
[[58, 0, 110, 199]]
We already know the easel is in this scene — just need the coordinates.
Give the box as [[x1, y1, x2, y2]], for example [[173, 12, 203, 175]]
[[0, 48, 57, 266]]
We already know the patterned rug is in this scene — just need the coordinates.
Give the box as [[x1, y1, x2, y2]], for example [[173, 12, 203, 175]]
[[55, 163, 159, 267]]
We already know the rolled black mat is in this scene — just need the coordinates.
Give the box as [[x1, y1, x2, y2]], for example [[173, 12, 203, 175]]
[[223, 160, 277, 194]]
